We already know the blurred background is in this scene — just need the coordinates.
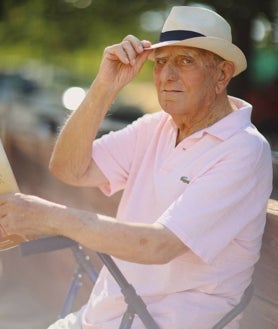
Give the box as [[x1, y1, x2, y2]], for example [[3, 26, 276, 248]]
[[0, 1, 277, 328]]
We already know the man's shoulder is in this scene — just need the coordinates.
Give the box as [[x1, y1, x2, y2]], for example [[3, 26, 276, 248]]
[[225, 123, 272, 168], [240, 123, 270, 152], [133, 110, 169, 130], [137, 110, 165, 123]]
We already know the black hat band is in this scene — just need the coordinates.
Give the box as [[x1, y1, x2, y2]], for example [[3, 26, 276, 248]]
[[159, 30, 205, 42]]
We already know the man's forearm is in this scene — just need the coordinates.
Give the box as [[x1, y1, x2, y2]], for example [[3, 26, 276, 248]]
[[50, 206, 187, 265], [49, 78, 118, 185], [0, 192, 187, 265]]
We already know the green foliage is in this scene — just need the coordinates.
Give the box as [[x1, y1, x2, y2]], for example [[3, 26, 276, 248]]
[[0, 0, 276, 81], [0, 0, 170, 78]]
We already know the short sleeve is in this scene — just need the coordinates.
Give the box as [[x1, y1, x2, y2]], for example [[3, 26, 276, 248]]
[[92, 113, 161, 196], [92, 123, 137, 195]]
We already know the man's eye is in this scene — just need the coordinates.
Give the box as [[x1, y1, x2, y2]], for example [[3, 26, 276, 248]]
[[181, 57, 192, 64], [155, 58, 166, 65]]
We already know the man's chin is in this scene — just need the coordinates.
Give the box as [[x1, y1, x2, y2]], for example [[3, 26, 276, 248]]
[[160, 104, 186, 116]]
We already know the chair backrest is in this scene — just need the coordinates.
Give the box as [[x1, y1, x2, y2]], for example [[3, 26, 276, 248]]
[[239, 199, 278, 329]]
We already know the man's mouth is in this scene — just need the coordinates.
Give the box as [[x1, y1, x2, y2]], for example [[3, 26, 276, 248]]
[[162, 89, 183, 93]]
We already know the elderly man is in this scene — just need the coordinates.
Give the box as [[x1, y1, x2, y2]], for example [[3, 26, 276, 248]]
[[0, 6, 273, 329]]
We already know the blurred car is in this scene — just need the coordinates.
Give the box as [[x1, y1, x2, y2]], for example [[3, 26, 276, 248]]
[[62, 85, 145, 138], [0, 72, 145, 139], [0, 71, 66, 136], [97, 104, 144, 137]]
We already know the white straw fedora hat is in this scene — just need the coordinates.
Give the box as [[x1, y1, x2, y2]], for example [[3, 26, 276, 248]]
[[148, 6, 247, 77]]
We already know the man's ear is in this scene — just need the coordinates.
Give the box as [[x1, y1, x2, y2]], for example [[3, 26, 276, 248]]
[[215, 61, 235, 94]]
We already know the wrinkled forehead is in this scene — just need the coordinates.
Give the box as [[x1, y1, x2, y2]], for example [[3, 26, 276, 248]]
[[153, 45, 217, 59]]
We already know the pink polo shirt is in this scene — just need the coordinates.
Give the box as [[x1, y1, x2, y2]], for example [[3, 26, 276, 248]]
[[82, 97, 273, 329]]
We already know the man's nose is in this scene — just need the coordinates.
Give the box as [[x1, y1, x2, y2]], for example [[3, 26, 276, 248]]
[[162, 62, 179, 80]]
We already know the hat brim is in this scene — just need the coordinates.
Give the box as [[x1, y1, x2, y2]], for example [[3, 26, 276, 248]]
[[147, 36, 247, 77]]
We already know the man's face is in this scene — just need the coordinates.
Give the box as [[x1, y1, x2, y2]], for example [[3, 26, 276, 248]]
[[153, 46, 221, 118]]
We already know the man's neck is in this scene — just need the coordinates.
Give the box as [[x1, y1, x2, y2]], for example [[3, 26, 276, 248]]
[[175, 96, 234, 145]]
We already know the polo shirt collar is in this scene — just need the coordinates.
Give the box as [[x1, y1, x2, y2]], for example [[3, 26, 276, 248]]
[[204, 96, 252, 141], [166, 96, 252, 142]]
